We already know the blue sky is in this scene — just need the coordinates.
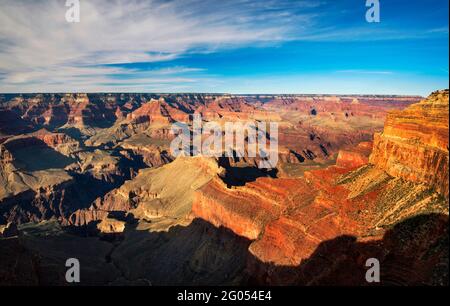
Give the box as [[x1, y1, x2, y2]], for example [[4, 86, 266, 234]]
[[0, 0, 448, 95]]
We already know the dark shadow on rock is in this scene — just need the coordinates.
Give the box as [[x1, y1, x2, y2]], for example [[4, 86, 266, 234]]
[[67, 172, 128, 209], [1, 218, 253, 286], [0, 236, 41, 285], [5, 138, 75, 172], [57, 127, 85, 141], [1, 213, 447, 286], [218, 156, 278, 187], [103, 218, 254, 285], [246, 213, 449, 286], [82, 94, 118, 129], [0, 109, 36, 136], [289, 150, 305, 162], [0, 170, 132, 226]]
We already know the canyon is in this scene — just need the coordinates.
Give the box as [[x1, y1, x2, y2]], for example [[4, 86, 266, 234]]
[[0, 91, 447, 286]]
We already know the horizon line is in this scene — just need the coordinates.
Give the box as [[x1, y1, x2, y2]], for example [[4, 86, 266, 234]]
[[0, 91, 431, 98]]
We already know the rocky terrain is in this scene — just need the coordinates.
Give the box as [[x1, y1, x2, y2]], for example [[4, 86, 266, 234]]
[[370, 90, 449, 198], [1, 91, 447, 286], [195, 90, 449, 285]]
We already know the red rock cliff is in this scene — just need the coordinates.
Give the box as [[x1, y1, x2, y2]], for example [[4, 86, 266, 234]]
[[369, 90, 449, 198]]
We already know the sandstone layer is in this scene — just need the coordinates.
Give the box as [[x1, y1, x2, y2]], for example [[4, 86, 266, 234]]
[[69, 156, 222, 228], [370, 90, 449, 198]]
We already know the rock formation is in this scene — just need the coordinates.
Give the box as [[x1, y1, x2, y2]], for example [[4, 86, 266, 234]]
[[97, 217, 126, 234], [370, 90, 449, 198], [69, 156, 222, 228], [0, 222, 18, 237]]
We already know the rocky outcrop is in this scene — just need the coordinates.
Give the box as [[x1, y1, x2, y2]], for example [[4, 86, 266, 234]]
[[70, 150, 129, 181], [128, 98, 190, 125], [191, 143, 374, 242], [0, 169, 75, 224], [245, 161, 448, 284], [192, 177, 314, 240], [336, 142, 372, 169], [31, 129, 80, 155], [246, 213, 448, 286], [0, 222, 18, 237], [97, 218, 126, 234], [69, 157, 221, 227], [119, 134, 173, 167], [0, 133, 116, 224], [369, 90, 449, 198], [196, 96, 279, 122]]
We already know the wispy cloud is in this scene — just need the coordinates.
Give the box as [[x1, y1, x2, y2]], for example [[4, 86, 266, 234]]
[[0, 0, 321, 92], [427, 27, 449, 34], [336, 70, 394, 75], [298, 26, 449, 42]]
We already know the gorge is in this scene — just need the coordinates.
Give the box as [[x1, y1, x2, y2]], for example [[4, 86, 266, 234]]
[[0, 90, 448, 286]]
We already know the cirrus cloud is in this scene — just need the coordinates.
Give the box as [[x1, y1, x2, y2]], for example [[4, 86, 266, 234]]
[[0, 0, 320, 92]]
